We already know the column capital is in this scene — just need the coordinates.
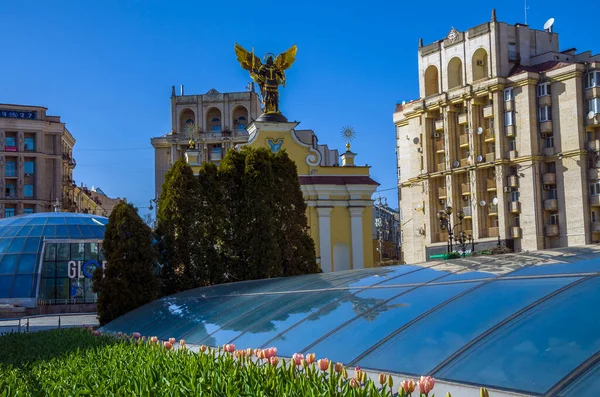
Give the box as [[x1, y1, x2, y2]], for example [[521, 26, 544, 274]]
[[316, 207, 333, 217], [349, 206, 365, 217]]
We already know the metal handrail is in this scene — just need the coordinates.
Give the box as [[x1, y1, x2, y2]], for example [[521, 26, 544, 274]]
[[0, 312, 98, 333]]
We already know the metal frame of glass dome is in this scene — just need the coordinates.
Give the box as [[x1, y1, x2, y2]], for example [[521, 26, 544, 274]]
[[101, 257, 600, 396], [0, 213, 107, 308]]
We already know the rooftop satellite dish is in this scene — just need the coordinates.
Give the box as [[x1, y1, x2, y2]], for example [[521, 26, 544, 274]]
[[588, 111, 596, 120], [477, 155, 484, 163], [479, 200, 487, 207], [453, 160, 460, 168], [477, 127, 483, 135], [492, 197, 499, 205], [543, 18, 555, 32]]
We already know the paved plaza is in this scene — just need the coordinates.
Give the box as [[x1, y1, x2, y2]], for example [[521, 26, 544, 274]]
[[0, 313, 98, 335]]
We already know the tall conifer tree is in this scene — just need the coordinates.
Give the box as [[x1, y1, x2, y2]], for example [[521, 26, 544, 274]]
[[93, 201, 159, 325]]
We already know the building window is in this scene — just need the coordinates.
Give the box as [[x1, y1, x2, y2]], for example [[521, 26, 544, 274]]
[[590, 180, 600, 196], [24, 138, 35, 151], [504, 88, 513, 102], [5, 137, 16, 151], [592, 211, 597, 223], [539, 106, 551, 122], [211, 117, 221, 132], [537, 83, 551, 97], [24, 184, 33, 197], [589, 98, 600, 115], [549, 214, 559, 225], [5, 161, 15, 177], [545, 136, 554, 148], [504, 111, 514, 126], [510, 191, 520, 202], [548, 188, 558, 200], [23, 208, 34, 214], [508, 43, 518, 61], [236, 116, 247, 130], [24, 161, 34, 175], [508, 139, 517, 151], [586, 71, 600, 89], [5, 184, 15, 198], [4, 208, 14, 218]]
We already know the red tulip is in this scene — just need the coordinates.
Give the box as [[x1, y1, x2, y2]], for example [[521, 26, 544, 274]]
[[163, 341, 172, 350], [317, 358, 329, 371], [132, 332, 141, 339], [292, 353, 304, 366]]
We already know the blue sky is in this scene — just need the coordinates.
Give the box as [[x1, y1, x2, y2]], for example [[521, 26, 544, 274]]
[[0, 0, 596, 215]]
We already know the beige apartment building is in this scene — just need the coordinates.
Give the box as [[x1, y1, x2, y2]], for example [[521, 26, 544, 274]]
[[151, 86, 262, 199], [394, 10, 600, 263], [0, 104, 77, 217]]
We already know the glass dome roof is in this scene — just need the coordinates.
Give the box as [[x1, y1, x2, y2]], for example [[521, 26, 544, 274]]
[[102, 256, 600, 396], [0, 212, 108, 300]]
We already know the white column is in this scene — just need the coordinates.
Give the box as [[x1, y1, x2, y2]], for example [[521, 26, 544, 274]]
[[317, 207, 333, 272], [349, 207, 365, 269]]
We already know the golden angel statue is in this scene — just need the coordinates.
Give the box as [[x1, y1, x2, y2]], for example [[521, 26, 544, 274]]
[[234, 43, 297, 116]]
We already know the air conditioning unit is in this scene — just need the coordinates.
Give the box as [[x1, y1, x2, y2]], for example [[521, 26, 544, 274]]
[[433, 132, 440, 138], [543, 184, 552, 190], [504, 187, 512, 193], [24, 173, 30, 177], [477, 60, 485, 66]]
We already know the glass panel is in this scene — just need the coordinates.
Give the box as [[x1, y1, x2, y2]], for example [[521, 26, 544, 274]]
[[56, 278, 70, 299], [42, 261, 56, 278], [559, 361, 600, 397], [84, 278, 96, 300], [11, 275, 33, 297], [68, 225, 83, 238], [267, 287, 410, 357], [509, 259, 600, 276], [44, 243, 56, 261], [46, 216, 67, 225], [79, 225, 95, 238], [39, 278, 56, 300], [55, 225, 69, 238], [71, 243, 85, 260], [6, 238, 26, 253], [27, 217, 47, 225], [90, 226, 104, 238], [29, 225, 43, 236], [3, 227, 20, 238], [66, 216, 85, 225], [360, 277, 578, 374], [85, 243, 98, 261], [16, 254, 37, 274], [0, 275, 12, 298], [23, 237, 41, 253], [57, 243, 70, 261], [56, 261, 69, 278], [314, 282, 479, 364], [70, 278, 85, 299], [42, 225, 56, 237], [437, 277, 600, 394], [0, 254, 19, 274], [0, 238, 12, 254], [16, 225, 33, 237]]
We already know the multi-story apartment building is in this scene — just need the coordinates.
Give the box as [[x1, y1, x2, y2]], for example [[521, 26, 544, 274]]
[[372, 202, 401, 262], [0, 104, 76, 218], [394, 10, 600, 263], [151, 86, 262, 199]]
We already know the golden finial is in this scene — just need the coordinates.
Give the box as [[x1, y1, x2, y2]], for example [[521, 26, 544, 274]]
[[341, 125, 356, 152], [189, 139, 195, 149], [346, 142, 351, 152]]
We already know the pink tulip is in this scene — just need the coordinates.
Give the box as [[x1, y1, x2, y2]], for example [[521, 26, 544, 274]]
[[378, 373, 387, 385], [117, 332, 123, 338], [169, 338, 176, 345], [317, 358, 329, 371], [355, 366, 362, 380], [335, 362, 343, 373], [292, 353, 304, 366], [132, 332, 141, 339], [349, 378, 360, 388], [180, 339, 186, 348], [93, 331, 100, 336], [401, 379, 416, 393], [306, 353, 316, 364], [223, 344, 235, 353], [247, 348, 253, 356], [269, 356, 279, 366], [200, 345, 207, 352], [418, 376, 435, 395], [150, 336, 158, 344], [263, 347, 277, 359], [163, 341, 172, 350]]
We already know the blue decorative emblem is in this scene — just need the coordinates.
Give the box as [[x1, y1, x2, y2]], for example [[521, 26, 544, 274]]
[[82, 260, 101, 278], [268, 139, 283, 153]]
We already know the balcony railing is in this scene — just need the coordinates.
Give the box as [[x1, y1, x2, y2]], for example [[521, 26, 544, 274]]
[[486, 178, 497, 191], [590, 195, 600, 207], [462, 206, 472, 217], [508, 150, 518, 160], [508, 175, 519, 188], [543, 173, 557, 184], [435, 119, 444, 131], [509, 201, 521, 213], [511, 227, 522, 238], [437, 162, 446, 171], [544, 199, 558, 211], [438, 187, 447, 198], [483, 105, 494, 118], [461, 183, 471, 194], [488, 204, 498, 215], [540, 120, 553, 135], [484, 129, 495, 142], [435, 141, 445, 152], [588, 139, 600, 152], [546, 224, 559, 237], [543, 146, 555, 156], [4, 146, 17, 152], [460, 158, 469, 167], [459, 135, 469, 147], [458, 113, 468, 125], [592, 222, 600, 233], [486, 152, 495, 162]]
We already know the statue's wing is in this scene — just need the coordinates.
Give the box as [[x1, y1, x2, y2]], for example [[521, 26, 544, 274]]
[[234, 43, 261, 72], [274, 45, 297, 71]]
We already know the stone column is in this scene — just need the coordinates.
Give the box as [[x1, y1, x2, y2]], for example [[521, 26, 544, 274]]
[[317, 207, 333, 272], [349, 207, 365, 270]]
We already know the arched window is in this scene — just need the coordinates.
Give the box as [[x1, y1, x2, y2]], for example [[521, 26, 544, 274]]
[[179, 109, 195, 134], [236, 116, 247, 130], [211, 118, 220, 131], [472, 48, 489, 81], [206, 108, 222, 133], [424, 65, 439, 97], [447, 57, 463, 89], [232, 106, 249, 132]]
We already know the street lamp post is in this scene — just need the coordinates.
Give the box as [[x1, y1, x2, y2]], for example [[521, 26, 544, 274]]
[[438, 206, 473, 256]]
